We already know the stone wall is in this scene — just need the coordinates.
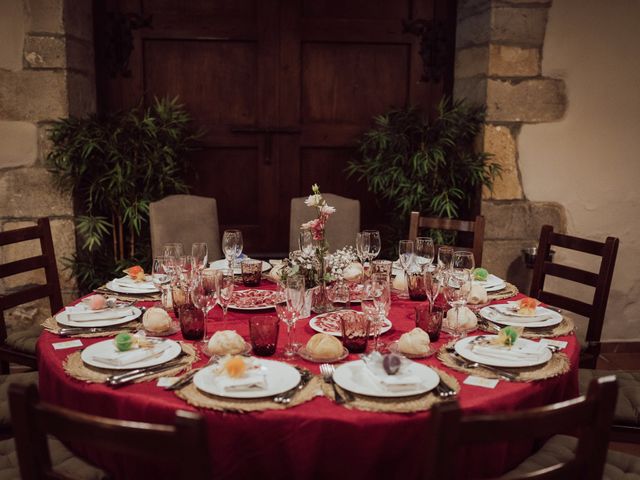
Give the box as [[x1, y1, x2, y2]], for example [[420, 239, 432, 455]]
[[0, 0, 95, 332], [453, 0, 567, 291]]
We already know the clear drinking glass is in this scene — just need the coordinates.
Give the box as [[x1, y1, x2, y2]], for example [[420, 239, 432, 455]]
[[222, 229, 243, 270], [163, 243, 184, 280], [191, 243, 208, 272], [190, 269, 218, 343], [355, 231, 370, 266], [423, 266, 444, 312], [364, 274, 390, 352], [364, 230, 381, 262], [444, 269, 472, 339], [327, 280, 350, 310], [416, 237, 435, 269], [438, 246, 454, 270], [452, 251, 475, 275], [217, 269, 235, 327], [299, 229, 315, 256], [398, 240, 415, 300], [274, 288, 296, 358], [285, 275, 306, 355], [151, 256, 170, 309]]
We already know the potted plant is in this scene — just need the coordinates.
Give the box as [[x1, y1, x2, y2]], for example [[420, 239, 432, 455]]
[[46, 97, 201, 293], [346, 98, 501, 251]]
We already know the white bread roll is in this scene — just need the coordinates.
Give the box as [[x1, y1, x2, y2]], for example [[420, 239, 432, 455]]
[[398, 328, 431, 356], [142, 307, 172, 333], [306, 333, 343, 359], [208, 330, 246, 355], [444, 306, 477, 331], [467, 284, 488, 305], [343, 262, 364, 282]]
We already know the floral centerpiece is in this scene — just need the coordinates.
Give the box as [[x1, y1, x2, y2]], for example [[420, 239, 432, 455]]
[[301, 183, 335, 251]]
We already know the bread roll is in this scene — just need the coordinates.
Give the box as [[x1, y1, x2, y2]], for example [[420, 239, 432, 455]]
[[142, 307, 172, 333], [392, 273, 407, 291], [467, 284, 488, 305], [444, 306, 477, 331], [343, 262, 364, 282], [398, 328, 431, 356], [306, 333, 343, 359], [208, 330, 246, 355]]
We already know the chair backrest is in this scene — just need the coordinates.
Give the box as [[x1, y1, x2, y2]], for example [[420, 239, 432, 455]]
[[529, 225, 619, 369], [9, 383, 211, 480], [149, 194, 222, 261], [427, 375, 618, 480], [0, 217, 62, 342], [408, 212, 485, 266], [289, 193, 360, 252]]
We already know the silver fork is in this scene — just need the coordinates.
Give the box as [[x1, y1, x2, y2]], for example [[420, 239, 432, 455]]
[[320, 363, 347, 405]]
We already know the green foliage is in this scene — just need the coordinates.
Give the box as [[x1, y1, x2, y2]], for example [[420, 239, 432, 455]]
[[47, 97, 201, 293], [346, 98, 501, 252]]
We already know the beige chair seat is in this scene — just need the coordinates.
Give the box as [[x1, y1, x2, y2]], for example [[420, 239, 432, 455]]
[[0, 372, 39, 428], [5, 323, 42, 355], [580, 369, 640, 426], [503, 434, 640, 479], [0, 436, 108, 480]]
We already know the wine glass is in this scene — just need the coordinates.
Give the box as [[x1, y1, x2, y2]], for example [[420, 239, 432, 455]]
[[363, 274, 390, 352], [423, 266, 444, 312], [444, 269, 472, 340], [355, 231, 370, 266], [438, 246, 454, 270], [416, 237, 435, 270], [191, 243, 208, 271], [163, 243, 184, 280], [217, 269, 235, 328], [299, 228, 314, 256], [151, 256, 170, 309], [364, 230, 381, 262], [398, 240, 415, 300], [453, 251, 475, 275], [327, 280, 350, 310], [285, 275, 306, 356], [190, 270, 218, 343], [222, 229, 243, 270]]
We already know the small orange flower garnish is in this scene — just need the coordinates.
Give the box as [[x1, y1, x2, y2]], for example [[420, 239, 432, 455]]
[[123, 265, 145, 282], [518, 297, 540, 315], [224, 356, 247, 378]]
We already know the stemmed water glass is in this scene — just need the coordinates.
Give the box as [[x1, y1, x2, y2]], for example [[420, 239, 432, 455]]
[[355, 231, 370, 266], [191, 243, 208, 272], [362, 273, 390, 352], [284, 275, 306, 357], [438, 246, 454, 270], [163, 243, 184, 280], [217, 269, 235, 328], [364, 230, 381, 263], [398, 240, 415, 299], [416, 237, 435, 270], [299, 229, 314, 256], [444, 269, 472, 339], [190, 269, 218, 343], [222, 230, 243, 271], [452, 251, 475, 275], [274, 288, 295, 358], [151, 256, 170, 309], [424, 266, 444, 312]]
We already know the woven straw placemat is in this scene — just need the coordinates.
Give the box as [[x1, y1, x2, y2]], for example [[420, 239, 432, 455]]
[[63, 342, 197, 384], [175, 376, 322, 413], [42, 317, 141, 338], [319, 367, 460, 414], [487, 283, 519, 301], [436, 343, 570, 382], [479, 317, 575, 339]]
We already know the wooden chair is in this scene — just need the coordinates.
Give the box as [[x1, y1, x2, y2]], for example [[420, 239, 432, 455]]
[[9, 383, 211, 480], [529, 225, 619, 369], [408, 212, 485, 266], [0, 218, 63, 372], [426, 375, 618, 480]]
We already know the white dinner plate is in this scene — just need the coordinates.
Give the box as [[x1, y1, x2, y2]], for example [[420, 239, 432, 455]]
[[106, 277, 159, 294], [485, 282, 507, 292], [333, 360, 439, 398], [56, 306, 142, 328], [479, 306, 563, 328], [454, 335, 552, 368], [193, 359, 300, 399], [309, 310, 392, 337], [81, 339, 182, 370], [227, 289, 277, 310], [209, 259, 271, 275]]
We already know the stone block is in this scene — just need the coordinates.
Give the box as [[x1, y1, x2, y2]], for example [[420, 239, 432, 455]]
[[482, 200, 566, 240], [67, 71, 96, 117], [0, 70, 67, 121], [453, 77, 487, 104], [0, 121, 38, 168], [37, 122, 55, 166], [1, 218, 77, 292], [27, 0, 64, 34], [488, 45, 540, 77], [482, 125, 523, 200], [457, 0, 491, 21], [63, 0, 93, 41], [24, 35, 65, 68], [456, 9, 491, 49], [65, 37, 94, 73], [0, 0, 25, 71], [482, 239, 534, 293], [486, 78, 566, 123], [455, 46, 489, 78], [0, 167, 73, 217], [492, 6, 549, 47]]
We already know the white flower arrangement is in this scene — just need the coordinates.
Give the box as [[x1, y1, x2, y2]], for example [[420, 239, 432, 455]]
[[327, 246, 357, 280]]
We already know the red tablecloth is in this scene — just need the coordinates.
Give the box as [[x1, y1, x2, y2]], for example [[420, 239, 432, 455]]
[[37, 283, 579, 480]]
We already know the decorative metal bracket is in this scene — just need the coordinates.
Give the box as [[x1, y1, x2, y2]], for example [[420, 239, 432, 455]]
[[403, 19, 449, 83], [102, 12, 152, 78]]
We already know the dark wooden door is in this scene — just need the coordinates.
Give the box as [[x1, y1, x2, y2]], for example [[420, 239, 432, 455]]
[[96, 0, 455, 256]]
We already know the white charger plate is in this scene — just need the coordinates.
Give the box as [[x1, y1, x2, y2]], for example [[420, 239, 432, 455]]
[[193, 359, 300, 399], [480, 306, 562, 328], [106, 277, 159, 294], [56, 306, 142, 328], [81, 339, 181, 370], [309, 310, 392, 337], [333, 360, 439, 398], [454, 335, 552, 368], [209, 259, 271, 275]]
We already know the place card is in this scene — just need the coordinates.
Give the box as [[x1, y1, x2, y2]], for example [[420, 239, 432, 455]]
[[52, 339, 83, 350], [464, 376, 499, 389], [539, 339, 568, 350], [157, 377, 179, 388]]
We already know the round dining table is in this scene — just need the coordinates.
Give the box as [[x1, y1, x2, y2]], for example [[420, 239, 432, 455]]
[[37, 280, 579, 480]]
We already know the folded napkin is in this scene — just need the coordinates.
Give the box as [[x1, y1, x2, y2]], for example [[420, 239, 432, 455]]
[[492, 304, 551, 322], [469, 340, 546, 362], [362, 358, 422, 392], [114, 277, 156, 290], [91, 343, 171, 367], [63, 305, 135, 322], [216, 368, 268, 392]]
